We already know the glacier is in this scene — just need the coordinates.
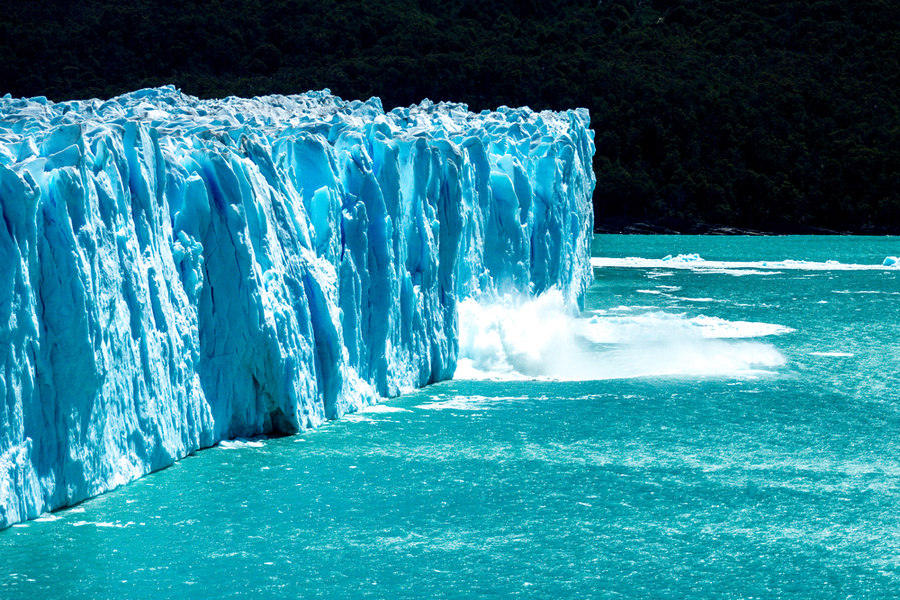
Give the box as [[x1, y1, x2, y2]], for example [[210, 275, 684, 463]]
[[0, 86, 595, 528]]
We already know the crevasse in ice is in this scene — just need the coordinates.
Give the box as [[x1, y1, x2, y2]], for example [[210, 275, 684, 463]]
[[0, 86, 594, 527]]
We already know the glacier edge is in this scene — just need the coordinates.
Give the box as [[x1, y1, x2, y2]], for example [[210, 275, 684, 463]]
[[0, 86, 595, 528]]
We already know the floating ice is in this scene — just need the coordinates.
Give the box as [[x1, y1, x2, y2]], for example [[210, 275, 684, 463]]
[[686, 315, 795, 338], [356, 404, 411, 414], [218, 439, 267, 450], [884, 256, 898, 267], [0, 86, 595, 527], [593, 257, 896, 273], [661, 253, 704, 262]]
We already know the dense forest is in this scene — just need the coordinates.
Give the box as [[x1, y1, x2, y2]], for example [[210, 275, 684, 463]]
[[1, 0, 898, 234]]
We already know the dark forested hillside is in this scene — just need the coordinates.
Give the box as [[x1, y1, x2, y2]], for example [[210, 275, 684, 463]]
[[2, 0, 898, 233]]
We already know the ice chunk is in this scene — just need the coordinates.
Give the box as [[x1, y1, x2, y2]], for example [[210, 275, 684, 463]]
[[661, 253, 705, 262]]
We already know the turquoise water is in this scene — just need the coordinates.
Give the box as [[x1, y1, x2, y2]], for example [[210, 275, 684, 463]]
[[2, 235, 899, 599]]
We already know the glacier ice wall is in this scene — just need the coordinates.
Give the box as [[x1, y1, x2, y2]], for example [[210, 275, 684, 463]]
[[0, 86, 594, 527]]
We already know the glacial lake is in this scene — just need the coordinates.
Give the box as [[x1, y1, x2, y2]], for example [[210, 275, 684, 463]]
[[2, 235, 899, 599]]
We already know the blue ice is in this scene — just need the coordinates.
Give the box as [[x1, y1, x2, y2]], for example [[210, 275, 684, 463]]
[[0, 86, 595, 527]]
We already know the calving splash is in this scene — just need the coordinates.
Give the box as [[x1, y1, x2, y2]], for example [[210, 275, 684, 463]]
[[456, 289, 790, 380], [0, 86, 595, 527], [457, 289, 592, 380]]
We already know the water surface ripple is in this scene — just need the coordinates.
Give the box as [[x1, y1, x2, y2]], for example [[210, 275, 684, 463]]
[[2, 235, 898, 599]]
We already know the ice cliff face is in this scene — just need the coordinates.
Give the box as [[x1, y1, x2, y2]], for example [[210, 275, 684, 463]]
[[0, 86, 594, 528]]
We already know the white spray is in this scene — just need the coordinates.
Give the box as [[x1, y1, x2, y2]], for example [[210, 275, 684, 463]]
[[456, 289, 791, 381]]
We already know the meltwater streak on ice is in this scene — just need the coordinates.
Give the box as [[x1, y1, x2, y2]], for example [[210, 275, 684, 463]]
[[0, 87, 595, 527], [456, 290, 788, 381]]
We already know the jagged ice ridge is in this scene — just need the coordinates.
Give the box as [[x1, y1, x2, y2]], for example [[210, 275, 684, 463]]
[[0, 86, 595, 528]]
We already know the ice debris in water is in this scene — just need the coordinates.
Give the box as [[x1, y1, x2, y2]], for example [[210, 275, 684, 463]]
[[0, 86, 595, 527], [883, 256, 898, 267], [661, 253, 704, 262]]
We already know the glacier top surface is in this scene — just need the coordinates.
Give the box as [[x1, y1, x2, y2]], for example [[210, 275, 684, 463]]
[[0, 85, 591, 149]]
